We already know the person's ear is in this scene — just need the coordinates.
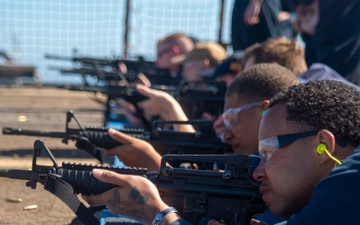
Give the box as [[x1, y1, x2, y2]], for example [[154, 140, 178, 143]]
[[261, 100, 270, 115], [316, 129, 341, 165], [261, 100, 270, 110], [202, 58, 211, 69], [172, 45, 181, 56], [317, 129, 336, 154]]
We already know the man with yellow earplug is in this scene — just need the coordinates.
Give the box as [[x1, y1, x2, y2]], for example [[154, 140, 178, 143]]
[[82, 80, 360, 225], [252, 79, 360, 225]]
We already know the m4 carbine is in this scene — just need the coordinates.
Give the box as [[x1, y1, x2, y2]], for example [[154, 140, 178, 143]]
[[2, 111, 233, 164], [45, 53, 179, 86], [0, 140, 264, 225], [62, 84, 177, 129], [64, 80, 227, 127], [2, 111, 145, 163], [63, 83, 178, 109]]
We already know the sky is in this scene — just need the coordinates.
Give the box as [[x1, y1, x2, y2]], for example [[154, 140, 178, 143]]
[[0, 0, 234, 84]]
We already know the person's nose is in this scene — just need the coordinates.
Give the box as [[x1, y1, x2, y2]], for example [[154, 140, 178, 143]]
[[222, 128, 233, 143], [213, 115, 226, 137], [253, 161, 265, 182]]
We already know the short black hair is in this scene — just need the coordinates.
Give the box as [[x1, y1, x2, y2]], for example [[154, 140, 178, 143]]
[[226, 63, 299, 102], [270, 80, 360, 147]]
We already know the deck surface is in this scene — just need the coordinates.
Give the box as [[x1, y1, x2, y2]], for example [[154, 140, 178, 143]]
[[0, 85, 109, 224]]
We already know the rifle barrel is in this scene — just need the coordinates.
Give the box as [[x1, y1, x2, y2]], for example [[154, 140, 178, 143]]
[[2, 127, 67, 139], [0, 169, 32, 180], [44, 54, 73, 61]]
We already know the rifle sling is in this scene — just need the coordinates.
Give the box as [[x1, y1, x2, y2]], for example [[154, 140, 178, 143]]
[[44, 173, 100, 225]]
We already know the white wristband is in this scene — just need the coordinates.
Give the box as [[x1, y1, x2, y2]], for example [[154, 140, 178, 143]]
[[152, 207, 178, 225]]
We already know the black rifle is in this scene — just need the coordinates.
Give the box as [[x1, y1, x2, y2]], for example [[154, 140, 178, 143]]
[[149, 120, 233, 156], [49, 66, 140, 84], [0, 140, 264, 225], [46, 53, 121, 87], [63, 84, 150, 127], [45, 53, 160, 76], [62, 84, 178, 129], [177, 80, 227, 119], [45, 53, 180, 86], [65, 80, 226, 125], [112, 58, 180, 86], [45, 53, 114, 66], [2, 111, 233, 162], [63, 84, 178, 101], [2, 111, 145, 163]]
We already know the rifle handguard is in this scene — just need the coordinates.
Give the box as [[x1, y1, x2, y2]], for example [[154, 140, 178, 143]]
[[58, 162, 148, 195]]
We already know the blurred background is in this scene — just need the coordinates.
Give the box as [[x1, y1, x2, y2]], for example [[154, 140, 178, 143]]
[[0, 0, 233, 85]]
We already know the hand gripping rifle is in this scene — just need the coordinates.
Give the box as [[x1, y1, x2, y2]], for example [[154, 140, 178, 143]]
[[0, 140, 264, 225]]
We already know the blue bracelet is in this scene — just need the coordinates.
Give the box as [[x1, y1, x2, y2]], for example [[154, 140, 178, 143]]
[[152, 207, 178, 225]]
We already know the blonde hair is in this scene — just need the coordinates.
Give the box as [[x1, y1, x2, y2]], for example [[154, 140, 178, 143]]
[[243, 36, 308, 75]]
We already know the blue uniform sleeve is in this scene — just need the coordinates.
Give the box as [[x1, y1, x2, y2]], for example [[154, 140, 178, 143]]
[[286, 147, 360, 225]]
